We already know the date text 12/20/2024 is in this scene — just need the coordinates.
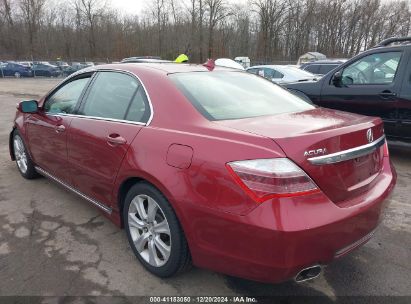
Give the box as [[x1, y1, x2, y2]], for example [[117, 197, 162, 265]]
[[149, 297, 258, 303]]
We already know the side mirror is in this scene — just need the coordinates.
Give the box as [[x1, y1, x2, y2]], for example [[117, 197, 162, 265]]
[[332, 71, 343, 87], [18, 100, 38, 113]]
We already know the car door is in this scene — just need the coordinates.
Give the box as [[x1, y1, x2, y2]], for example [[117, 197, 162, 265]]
[[67, 71, 150, 206], [4, 63, 13, 76], [26, 74, 93, 182], [320, 51, 404, 137]]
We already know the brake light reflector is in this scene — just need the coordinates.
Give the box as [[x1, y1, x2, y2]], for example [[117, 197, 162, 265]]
[[226, 158, 319, 203]]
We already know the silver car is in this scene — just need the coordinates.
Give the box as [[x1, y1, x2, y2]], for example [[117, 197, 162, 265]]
[[247, 65, 318, 84]]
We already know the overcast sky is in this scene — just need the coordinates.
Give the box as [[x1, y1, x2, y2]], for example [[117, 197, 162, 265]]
[[109, 0, 247, 16], [110, 0, 145, 15]]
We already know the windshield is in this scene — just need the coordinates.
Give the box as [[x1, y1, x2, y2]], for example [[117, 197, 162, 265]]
[[170, 71, 314, 121]]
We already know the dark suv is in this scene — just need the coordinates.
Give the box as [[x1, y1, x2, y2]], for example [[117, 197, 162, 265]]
[[300, 60, 346, 76], [285, 37, 411, 141]]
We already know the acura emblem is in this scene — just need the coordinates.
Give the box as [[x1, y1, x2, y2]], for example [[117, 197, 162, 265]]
[[366, 128, 373, 143]]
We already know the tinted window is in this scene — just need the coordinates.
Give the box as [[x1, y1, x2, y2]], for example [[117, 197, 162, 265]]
[[304, 65, 319, 74], [272, 70, 284, 79], [125, 87, 150, 122], [318, 64, 338, 74], [81, 72, 140, 121], [170, 72, 314, 121], [247, 68, 259, 75], [342, 52, 401, 85], [45, 77, 91, 114], [262, 68, 275, 79]]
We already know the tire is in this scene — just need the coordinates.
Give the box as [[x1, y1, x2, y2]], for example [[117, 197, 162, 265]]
[[12, 130, 38, 179], [123, 182, 191, 277], [14, 72, 21, 78]]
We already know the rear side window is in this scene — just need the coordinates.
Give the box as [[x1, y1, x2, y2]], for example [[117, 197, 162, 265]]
[[170, 71, 314, 121], [318, 64, 338, 74], [45, 77, 91, 114], [80, 72, 150, 123], [304, 65, 319, 74], [125, 88, 150, 122], [272, 70, 284, 79], [247, 68, 259, 75]]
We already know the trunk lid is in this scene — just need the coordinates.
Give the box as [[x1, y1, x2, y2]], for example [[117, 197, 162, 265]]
[[216, 108, 385, 204]]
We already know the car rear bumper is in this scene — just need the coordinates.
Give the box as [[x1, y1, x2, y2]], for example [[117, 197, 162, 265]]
[[183, 156, 396, 283]]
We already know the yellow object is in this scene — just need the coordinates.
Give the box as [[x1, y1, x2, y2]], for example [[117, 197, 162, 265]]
[[174, 54, 189, 63]]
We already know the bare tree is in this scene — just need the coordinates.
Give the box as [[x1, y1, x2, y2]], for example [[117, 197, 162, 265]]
[[73, 0, 106, 57], [205, 0, 229, 58], [0, 0, 410, 63], [19, 0, 46, 56]]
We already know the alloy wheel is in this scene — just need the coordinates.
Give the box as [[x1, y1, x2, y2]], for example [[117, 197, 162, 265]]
[[14, 135, 28, 174], [14, 72, 21, 78], [128, 194, 171, 267]]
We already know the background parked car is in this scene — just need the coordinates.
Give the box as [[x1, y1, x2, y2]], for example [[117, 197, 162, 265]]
[[49, 61, 70, 71], [284, 37, 411, 141], [300, 60, 346, 76], [32, 63, 61, 77], [62, 63, 89, 76], [121, 56, 170, 63], [215, 58, 245, 70], [247, 65, 318, 84], [0, 62, 33, 78], [18, 61, 33, 68]]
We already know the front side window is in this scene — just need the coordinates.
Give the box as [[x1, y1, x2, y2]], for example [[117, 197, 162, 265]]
[[170, 71, 314, 121], [341, 52, 401, 85], [44, 76, 91, 114], [80, 72, 149, 123]]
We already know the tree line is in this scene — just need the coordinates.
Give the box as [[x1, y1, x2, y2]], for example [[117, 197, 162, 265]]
[[0, 0, 410, 63]]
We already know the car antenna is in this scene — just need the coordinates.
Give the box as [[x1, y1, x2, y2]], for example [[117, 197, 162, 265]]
[[203, 59, 215, 71]]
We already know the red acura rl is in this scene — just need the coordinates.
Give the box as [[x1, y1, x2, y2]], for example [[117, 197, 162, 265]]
[[9, 63, 396, 283]]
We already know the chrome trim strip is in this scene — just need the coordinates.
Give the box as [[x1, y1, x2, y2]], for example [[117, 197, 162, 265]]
[[334, 228, 377, 258], [35, 166, 112, 214], [308, 135, 386, 165], [45, 113, 146, 126]]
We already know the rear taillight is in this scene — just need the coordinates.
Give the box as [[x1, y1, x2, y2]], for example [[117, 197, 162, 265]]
[[383, 141, 389, 157], [226, 158, 319, 203]]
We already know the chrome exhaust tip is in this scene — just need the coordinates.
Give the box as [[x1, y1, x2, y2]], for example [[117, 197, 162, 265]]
[[294, 265, 322, 283]]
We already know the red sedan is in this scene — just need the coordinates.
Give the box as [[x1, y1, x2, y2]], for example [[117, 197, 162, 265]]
[[9, 63, 396, 283]]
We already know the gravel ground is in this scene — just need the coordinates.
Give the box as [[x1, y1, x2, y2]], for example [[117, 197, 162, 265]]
[[0, 78, 410, 301]]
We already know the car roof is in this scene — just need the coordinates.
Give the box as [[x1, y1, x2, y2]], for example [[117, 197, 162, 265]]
[[247, 65, 289, 71], [86, 62, 236, 74], [302, 61, 343, 65]]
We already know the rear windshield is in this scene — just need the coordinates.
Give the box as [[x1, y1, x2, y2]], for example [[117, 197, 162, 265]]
[[170, 71, 314, 121]]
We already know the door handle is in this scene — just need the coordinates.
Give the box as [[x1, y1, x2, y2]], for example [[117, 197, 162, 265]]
[[106, 134, 127, 146], [379, 91, 396, 99], [55, 125, 66, 133]]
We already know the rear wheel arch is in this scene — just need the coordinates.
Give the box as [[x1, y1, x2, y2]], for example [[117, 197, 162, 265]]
[[117, 175, 185, 230]]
